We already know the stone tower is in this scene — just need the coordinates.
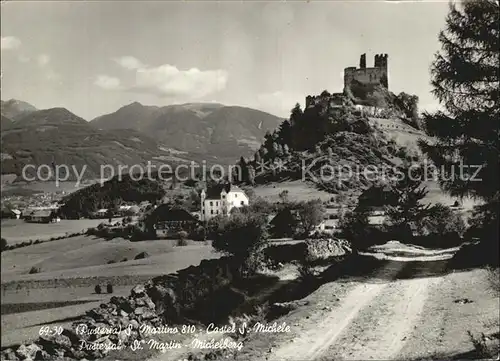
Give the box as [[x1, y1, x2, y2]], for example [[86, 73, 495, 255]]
[[359, 53, 366, 69], [344, 53, 389, 91]]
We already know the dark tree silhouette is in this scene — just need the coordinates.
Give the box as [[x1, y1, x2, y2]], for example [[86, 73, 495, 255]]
[[419, 0, 499, 260], [420, 0, 499, 201]]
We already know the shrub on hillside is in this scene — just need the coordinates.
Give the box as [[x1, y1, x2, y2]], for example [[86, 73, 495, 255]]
[[94, 285, 102, 294], [191, 226, 207, 242], [338, 207, 381, 250], [1, 238, 7, 252], [177, 231, 188, 246], [134, 251, 149, 260], [296, 199, 325, 235], [418, 203, 466, 237], [106, 283, 114, 294], [242, 245, 268, 275], [212, 211, 269, 259], [463, 199, 499, 266], [28, 266, 41, 274]]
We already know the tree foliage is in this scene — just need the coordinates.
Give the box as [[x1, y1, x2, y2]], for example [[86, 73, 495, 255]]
[[338, 206, 374, 250], [58, 175, 166, 219], [296, 199, 325, 234], [419, 0, 499, 257], [420, 0, 499, 201], [212, 211, 269, 258], [383, 166, 432, 239]]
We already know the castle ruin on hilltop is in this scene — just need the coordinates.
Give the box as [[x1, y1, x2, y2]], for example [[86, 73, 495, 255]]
[[304, 53, 390, 111], [344, 53, 389, 90]]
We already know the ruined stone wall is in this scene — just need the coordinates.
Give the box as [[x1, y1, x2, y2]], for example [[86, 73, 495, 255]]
[[344, 53, 389, 90]]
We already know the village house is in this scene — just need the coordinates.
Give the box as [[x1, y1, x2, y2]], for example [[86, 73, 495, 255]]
[[91, 208, 109, 219], [1, 207, 21, 219], [150, 204, 200, 238], [200, 183, 249, 222], [23, 209, 60, 223]]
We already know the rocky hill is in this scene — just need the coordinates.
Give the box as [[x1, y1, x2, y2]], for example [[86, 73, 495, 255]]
[[1, 99, 37, 121], [233, 91, 430, 195], [91, 102, 284, 163], [0, 107, 195, 181]]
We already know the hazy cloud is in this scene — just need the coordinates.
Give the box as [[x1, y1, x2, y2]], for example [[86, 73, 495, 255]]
[[133, 65, 228, 98], [109, 56, 228, 98], [1, 36, 22, 50], [37, 54, 51, 67], [18, 55, 31, 63], [114, 56, 145, 70], [94, 75, 122, 90]]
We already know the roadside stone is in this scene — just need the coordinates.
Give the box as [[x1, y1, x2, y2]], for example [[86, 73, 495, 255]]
[[131, 284, 146, 296], [134, 307, 145, 315], [135, 298, 145, 306], [129, 319, 140, 330], [140, 309, 157, 320], [39, 333, 72, 349], [117, 330, 129, 344], [2, 348, 19, 361], [34, 349, 50, 361], [15, 343, 41, 360]]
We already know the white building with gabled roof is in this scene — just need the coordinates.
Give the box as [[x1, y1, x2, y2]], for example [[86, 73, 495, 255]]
[[200, 183, 249, 222]]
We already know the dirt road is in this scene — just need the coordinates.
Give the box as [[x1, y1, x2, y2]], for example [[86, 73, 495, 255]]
[[268, 258, 435, 361], [140, 242, 497, 361], [260, 247, 498, 361]]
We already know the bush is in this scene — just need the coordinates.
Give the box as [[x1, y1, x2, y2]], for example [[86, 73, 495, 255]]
[[191, 226, 207, 242], [463, 199, 499, 266], [418, 203, 466, 237], [106, 283, 114, 294], [242, 246, 268, 276], [107, 260, 116, 264], [296, 199, 325, 234], [95, 285, 102, 294], [28, 266, 41, 274], [337, 207, 372, 250], [134, 251, 149, 260], [1, 238, 7, 252], [129, 224, 147, 241], [121, 257, 128, 262], [212, 211, 269, 259]]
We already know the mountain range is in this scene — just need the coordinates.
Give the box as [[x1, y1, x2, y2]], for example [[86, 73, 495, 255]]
[[91, 102, 283, 161], [0, 99, 283, 182]]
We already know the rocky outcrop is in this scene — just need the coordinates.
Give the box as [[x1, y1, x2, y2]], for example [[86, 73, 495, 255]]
[[1, 258, 241, 361], [305, 237, 352, 264]]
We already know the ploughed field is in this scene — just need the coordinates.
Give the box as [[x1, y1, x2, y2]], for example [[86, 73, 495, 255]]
[[0, 235, 218, 347]]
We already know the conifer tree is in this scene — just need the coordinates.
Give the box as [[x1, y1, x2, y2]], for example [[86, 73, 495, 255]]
[[419, 0, 499, 256], [420, 0, 499, 201]]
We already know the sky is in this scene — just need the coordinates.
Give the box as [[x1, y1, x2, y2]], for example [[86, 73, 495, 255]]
[[1, 0, 451, 120]]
